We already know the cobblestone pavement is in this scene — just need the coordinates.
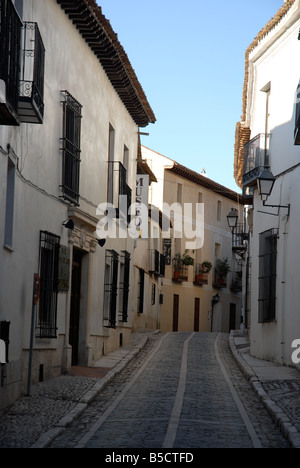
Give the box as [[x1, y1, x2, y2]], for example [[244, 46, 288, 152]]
[[49, 333, 290, 449]]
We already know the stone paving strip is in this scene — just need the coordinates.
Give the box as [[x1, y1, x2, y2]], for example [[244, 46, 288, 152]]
[[229, 331, 300, 448], [0, 331, 152, 448]]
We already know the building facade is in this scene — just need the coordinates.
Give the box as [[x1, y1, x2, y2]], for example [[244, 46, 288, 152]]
[[0, 0, 155, 409], [142, 146, 244, 334], [234, 0, 300, 366]]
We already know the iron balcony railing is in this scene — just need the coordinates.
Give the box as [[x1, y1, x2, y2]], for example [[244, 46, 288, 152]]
[[0, 0, 22, 125], [232, 223, 248, 254], [149, 250, 166, 277], [108, 161, 132, 224], [194, 263, 209, 285], [18, 22, 45, 123], [243, 134, 270, 188]]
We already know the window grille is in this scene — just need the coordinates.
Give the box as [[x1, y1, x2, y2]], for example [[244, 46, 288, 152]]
[[60, 91, 82, 206], [103, 250, 119, 328], [258, 229, 278, 323], [37, 231, 60, 338], [119, 251, 130, 323], [138, 269, 145, 314]]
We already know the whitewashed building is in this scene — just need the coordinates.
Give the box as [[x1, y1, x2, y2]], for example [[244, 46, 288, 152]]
[[234, 0, 300, 366], [0, 0, 155, 409]]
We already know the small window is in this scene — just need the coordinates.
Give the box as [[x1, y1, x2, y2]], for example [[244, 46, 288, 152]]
[[215, 243, 221, 260], [217, 201, 222, 222], [4, 157, 16, 250], [123, 145, 129, 182], [151, 283, 156, 306], [37, 231, 60, 339], [60, 91, 82, 206]]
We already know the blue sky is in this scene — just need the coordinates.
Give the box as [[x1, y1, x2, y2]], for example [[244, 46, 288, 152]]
[[98, 0, 284, 192]]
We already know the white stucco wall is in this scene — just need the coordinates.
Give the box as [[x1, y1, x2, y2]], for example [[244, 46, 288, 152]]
[[0, 0, 145, 407], [247, 4, 300, 367]]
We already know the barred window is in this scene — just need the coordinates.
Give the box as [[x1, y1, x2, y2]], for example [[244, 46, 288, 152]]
[[103, 250, 119, 329], [258, 229, 278, 323], [119, 251, 130, 323], [138, 269, 145, 314], [37, 231, 60, 338], [60, 91, 82, 206]]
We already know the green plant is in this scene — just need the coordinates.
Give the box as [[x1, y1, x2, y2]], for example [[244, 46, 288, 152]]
[[201, 261, 213, 274], [182, 250, 194, 266], [215, 258, 230, 277]]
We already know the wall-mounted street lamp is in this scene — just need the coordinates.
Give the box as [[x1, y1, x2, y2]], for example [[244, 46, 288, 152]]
[[62, 219, 75, 230], [226, 208, 239, 232], [227, 209, 249, 258], [257, 169, 290, 218]]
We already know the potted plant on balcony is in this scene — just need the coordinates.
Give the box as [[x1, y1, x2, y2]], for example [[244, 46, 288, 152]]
[[195, 261, 212, 284], [214, 258, 230, 288], [182, 250, 195, 267], [173, 253, 182, 280]]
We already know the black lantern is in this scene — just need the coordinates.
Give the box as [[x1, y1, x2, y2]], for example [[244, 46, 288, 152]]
[[227, 208, 239, 232], [257, 169, 276, 202], [257, 168, 290, 218]]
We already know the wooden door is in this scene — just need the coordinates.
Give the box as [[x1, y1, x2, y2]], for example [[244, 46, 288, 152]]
[[194, 298, 200, 332], [229, 303, 236, 332], [70, 249, 83, 366], [173, 295, 179, 332]]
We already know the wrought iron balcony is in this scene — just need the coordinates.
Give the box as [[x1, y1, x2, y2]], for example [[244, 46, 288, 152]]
[[149, 249, 160, 275], [172, 264, 188, 282], [0, 0, 22, 125], [243, 134, 270, 188], [18, 22, 45, 124], [232, 223, 248, 255], [149, 250, 166, 277], [108, 161, 132, 224]]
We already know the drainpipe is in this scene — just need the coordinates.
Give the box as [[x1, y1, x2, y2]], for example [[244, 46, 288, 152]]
[[280, 217, 289, 366]]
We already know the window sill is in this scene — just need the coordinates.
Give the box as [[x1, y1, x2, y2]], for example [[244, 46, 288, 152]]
[[3, 244, 14, 253]]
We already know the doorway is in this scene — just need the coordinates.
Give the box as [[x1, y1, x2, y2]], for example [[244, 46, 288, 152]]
[[194, 298, 200, 332], [70, 249, 84, 366], [173, 295, 179, 332], [229, 303, 236, 332]]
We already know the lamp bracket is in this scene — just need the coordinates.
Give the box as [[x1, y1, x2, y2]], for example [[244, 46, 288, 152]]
[[258, 203, 290, 218]]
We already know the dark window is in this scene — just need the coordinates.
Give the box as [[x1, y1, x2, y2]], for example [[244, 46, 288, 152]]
[[0, 321, 10, 363], [258, 229, 278, 323], [0, 0, 22, 123], [151, 283, 156, 306], [119, 251, 130, 323], [4, 156, 16, 249], [60, 91, 82, 206], [295, 82, 300, 145], [103, 250, 119, 328], [138, 269, 145, 314], [37, 231, 60, 339]]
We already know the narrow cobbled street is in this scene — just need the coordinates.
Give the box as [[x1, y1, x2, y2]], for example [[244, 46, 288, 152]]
[[47, 333, 289, 449]]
